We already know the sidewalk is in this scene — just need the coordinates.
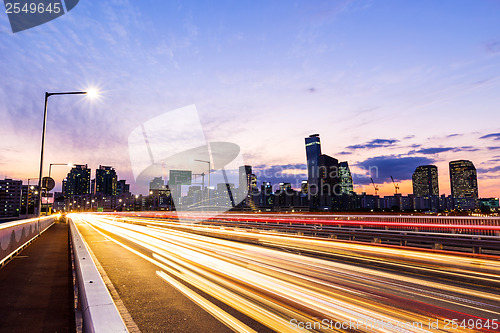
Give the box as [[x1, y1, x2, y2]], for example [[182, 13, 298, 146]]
[[0, 222, 75, 332]]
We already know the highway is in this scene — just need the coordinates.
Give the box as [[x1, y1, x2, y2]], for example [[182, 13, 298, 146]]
[[70, 213, 500, 332]]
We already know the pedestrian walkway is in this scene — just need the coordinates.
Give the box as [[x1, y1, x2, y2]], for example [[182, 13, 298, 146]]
[[0, 222, 75, 333]]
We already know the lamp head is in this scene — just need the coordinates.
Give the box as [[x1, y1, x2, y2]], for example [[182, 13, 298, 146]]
[[86, 88, 99, 99]]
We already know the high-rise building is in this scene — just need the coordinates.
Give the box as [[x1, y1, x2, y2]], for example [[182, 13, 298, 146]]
[[117, 180, 130, 196], [95, 165, 117, 196], [449, 160, 478, 199], [0, 178, 22, 217], [260, 182, 274, 207], [215, 183, 235, 207], [149, 177, 165, 190], [239, 165, 252, 192], [339, 161, 354, 195], [90, 179, 96, 195], [305, 134, 322, 194], [300, 180, 308, 194], [412, 165, 439, 197], [250, 174, 257, 192], [318, 154, 339, 196], [63, 164, 91, 198]]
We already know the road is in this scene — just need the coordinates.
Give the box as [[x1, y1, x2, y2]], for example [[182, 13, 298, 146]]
[[70, 213, 500, 333]]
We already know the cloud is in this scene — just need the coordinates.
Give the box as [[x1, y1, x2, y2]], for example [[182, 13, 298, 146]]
[[487, 147, 500, 150], [446, 133, 462, 138], [480, 133, 500, 140], [460, 146, 480, 152], [411, 147, 455, 155], [409, 146, 480, 155], [356, 155, 435, 183], [337, 151, 352, 155], [252, 163, 307, 188], [477, 165, 500, 173], [485, 40, 500, 54], [347, 138, 399, 150]]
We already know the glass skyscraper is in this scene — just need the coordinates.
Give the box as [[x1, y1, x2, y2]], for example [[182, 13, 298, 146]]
[[449, 160, 478, 199], [339, 161, 354, 195], [318, 154, 339, 195], [305, 134, 321, 195], [96, 165, 118, 196], [63, 164, 91, 198], [412, 165, 439, 197]]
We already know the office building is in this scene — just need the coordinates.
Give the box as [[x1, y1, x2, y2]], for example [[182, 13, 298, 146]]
[[149, 176, 165, 190], [305, 134, 322, 195], [117, 180, 130, 196], [318, 154, 339, 196], [339, 161, 354, 195], [412, 165, 439, 197], [300, 180, 308, 194], [479, 198, 499, 211], [449, 160, 478, 199], [260, 182, 274, 208], [238, 165, 252, 204], [0, 178, 22, 217], [63, 164, 91, 198], [216, 183, 235, 207], [239, 165, 252, 192], [95, 165, 117, 196]]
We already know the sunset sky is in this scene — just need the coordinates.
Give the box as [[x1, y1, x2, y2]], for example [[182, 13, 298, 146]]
[[1, 0, 499, 196]]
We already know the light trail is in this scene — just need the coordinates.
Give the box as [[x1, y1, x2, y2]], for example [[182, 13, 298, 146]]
[[70, 213, 500, 333]]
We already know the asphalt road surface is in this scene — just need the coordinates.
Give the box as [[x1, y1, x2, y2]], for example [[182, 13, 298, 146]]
[[71, 213, 500, 333]]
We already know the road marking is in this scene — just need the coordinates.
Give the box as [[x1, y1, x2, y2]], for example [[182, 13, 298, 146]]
[[74, 220, 141, 333], [157, 270, 257, 333]]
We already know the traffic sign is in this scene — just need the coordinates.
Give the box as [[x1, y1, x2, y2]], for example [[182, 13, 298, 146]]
[[169, 170, 192, 185], [42, 177, 55, 191]]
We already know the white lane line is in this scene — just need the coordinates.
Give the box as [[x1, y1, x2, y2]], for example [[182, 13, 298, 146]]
[[156, 270, 258, 333]]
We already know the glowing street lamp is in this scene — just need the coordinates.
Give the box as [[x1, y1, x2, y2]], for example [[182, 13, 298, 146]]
[[37, 90, 98, 216]]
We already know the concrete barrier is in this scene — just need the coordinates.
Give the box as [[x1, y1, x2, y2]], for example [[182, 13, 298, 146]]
[[0, 215, 56, 266], [69, 219, 128, 333]]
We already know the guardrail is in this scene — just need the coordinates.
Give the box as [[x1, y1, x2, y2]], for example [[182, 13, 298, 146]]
[[0, 215, 57, 267], [69, 219, 127, 333], [108, 212, 500, 254]]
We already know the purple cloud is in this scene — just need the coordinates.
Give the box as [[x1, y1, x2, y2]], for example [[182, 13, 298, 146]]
[[347, 138, 399, 150], [356, 155, 435, 183], [480, 133, 500, 140]]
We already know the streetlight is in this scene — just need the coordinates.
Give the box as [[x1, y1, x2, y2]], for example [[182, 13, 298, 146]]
[[44, 163, 73, 215], [48, 162, 73, 179], [37, 91, 97, 217], [194, 159, 211, 210], [26, 178, 38, 218]]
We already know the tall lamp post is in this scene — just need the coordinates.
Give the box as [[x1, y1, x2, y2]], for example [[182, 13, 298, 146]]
[[194, 159, 211, 210], [49, 162, 73, 179], [37, 91, 97, 217], [27, 178, 38, 218], [46, 163, 73, 215]]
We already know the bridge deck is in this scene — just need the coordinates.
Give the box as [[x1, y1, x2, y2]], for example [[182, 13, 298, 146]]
[[0, 222, 75, 332]]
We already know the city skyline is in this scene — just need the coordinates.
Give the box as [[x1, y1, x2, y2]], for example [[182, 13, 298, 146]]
[[1, 1, 500, 197], [2, 154, 489, 199]]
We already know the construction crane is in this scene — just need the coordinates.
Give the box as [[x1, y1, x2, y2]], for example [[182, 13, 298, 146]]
[[370, 177, 379, 196], [390, 176, 400, 194]]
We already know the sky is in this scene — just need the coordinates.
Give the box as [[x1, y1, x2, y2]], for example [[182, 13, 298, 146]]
[[1, 0, 500, 196]]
